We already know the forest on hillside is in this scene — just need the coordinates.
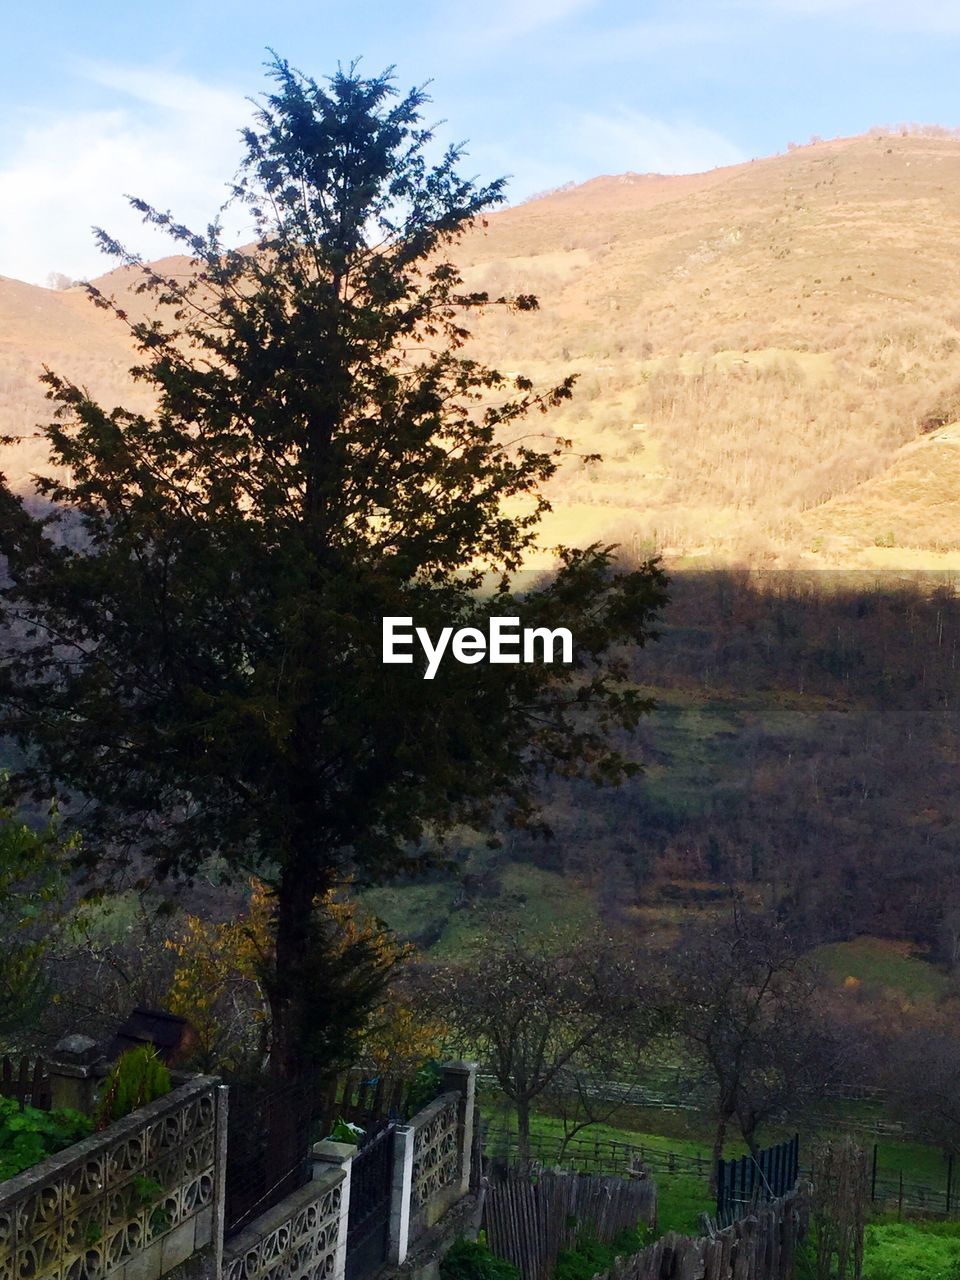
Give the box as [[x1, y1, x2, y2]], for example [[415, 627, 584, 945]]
[[383, 571, 960, 960]]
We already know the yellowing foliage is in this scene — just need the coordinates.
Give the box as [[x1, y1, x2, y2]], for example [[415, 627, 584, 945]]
[[165, 880, 446, 1074]]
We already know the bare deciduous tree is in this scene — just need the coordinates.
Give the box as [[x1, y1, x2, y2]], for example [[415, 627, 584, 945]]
[[429, 935, 658, 1162], [668, 904, 844, 1187]]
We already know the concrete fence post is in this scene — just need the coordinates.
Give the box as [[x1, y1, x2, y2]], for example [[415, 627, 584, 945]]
[[441, 1060, 478, 1196], [46, 1034, 106, 1116], [311, 1140, 357, 1280], [388, 1125, 415, 1265], [211, 1082, 229, 1279]]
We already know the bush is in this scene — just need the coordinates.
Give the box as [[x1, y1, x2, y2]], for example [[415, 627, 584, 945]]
[[0, 1096, 92, 1180], [96, 1045, 171, 1128], [406, 1059, 444, 1114], [554, 1225, 653, 1280], [440, 1238, 520, 1280]]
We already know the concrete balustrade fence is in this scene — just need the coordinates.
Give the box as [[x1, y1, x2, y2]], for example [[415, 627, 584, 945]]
[[0, 1058, 481, 1280], [0, 1075, 226, 1280]]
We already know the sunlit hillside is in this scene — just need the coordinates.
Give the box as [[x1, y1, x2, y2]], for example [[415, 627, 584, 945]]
[[4, 128, 960, 566], [457, 129, 960, 566]]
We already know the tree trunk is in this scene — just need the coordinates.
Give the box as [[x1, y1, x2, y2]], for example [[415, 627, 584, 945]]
[[516, 1095, 533, 1164], [270, 855, 323, 1080], [709, 1111, 731, 1196]]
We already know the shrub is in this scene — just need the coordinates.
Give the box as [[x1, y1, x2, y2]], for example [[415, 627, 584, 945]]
[[554, 1225, 653, 1280], [406, 1059, 444, 1114], [96, 1045, 171, 1128], [440, 1238, 519, 1280], [0, 1096, 92, 1180]]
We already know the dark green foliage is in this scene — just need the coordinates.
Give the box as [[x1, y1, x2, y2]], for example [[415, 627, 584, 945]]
[[96, 1046, 171, 1128], [0, 1096, 92, 1180], [132, 1174, 164, 1204], [406, 1058, 443, 1113], [0, 56, 665, 1077], [0, 793, 71, 1035], [440, 1238, 519, 1280], [553, 1225, 653, 1280]]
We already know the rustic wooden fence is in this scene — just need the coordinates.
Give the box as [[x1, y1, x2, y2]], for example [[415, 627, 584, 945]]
[[484, 1169, 658, 1280], [484, 1126, 713, 1181], [589, 1190, 808, 1280], [0, 1055, 49, 1110]]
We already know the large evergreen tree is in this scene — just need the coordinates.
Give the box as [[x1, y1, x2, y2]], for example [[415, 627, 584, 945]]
[[0, 57, 666, 1076]]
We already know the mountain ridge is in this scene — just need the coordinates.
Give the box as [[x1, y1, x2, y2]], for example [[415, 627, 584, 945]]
[[3, 129, 960, 568]]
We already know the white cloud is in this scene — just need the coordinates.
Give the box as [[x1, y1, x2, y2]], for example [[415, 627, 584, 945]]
[[436, 0, 597, 49], [729, 0, 960, 33], [465, 108, 745, 205], [0, 66, 250, 286], [570, 108, 746, 177]]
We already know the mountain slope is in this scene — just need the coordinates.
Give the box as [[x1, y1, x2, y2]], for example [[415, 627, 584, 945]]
[[4, 130, 960, 565]]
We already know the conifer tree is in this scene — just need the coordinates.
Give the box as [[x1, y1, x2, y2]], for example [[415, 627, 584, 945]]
[[0, 57, 666, 1076]]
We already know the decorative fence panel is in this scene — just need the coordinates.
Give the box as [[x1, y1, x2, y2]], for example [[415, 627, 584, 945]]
[[0, 1056, 49, 1110], [0, 1075, 221, 1280], [484, 1169, 658, 1280], [222, 1167, 345, 1280], [409, 1092, 462, 1239]]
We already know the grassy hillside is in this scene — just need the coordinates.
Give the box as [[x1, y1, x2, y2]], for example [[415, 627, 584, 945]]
[[456, 130, 960, 566], [5, 131, 960, 565]]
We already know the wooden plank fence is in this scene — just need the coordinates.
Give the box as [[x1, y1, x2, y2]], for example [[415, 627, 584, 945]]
[[585, 1190, 808, 1280], [0, 1056, 49, 1110], [484, 1169, 658, 1280]]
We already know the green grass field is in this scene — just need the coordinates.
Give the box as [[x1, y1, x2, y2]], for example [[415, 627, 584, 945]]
[[863, 1219, 960, 1280], [814, 937, 950, 1003], [480, 1087, 959, 1243]]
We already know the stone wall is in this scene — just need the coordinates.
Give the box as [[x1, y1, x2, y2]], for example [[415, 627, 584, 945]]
[[0, 1076, 224, 1280]]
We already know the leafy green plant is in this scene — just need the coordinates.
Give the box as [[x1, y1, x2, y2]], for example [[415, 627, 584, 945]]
[[132, 1174, 163, 1204], [96, 1046, 171, 1129], [553, 1225, 653, 1280], [130, 1174, 172, 1234], [407, 1060, 444, 1114], [440, 1238, 519, 1280], [328, 1117, 364, 1145], [0, 1096, 92, 1181], [149, 1205, 172, 1234]]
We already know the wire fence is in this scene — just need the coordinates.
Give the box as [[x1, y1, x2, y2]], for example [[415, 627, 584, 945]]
[[477, 1071, 905, 1137], [483, 1126, 960, 1220]]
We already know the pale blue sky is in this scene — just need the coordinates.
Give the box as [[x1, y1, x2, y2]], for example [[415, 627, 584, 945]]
[[2, 0, 959, 284]]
